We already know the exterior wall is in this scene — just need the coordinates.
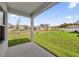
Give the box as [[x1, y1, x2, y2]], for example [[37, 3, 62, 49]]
[[0, 3, 8, 57]]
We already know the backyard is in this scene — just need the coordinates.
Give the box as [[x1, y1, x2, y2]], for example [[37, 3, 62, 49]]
[[8, 30, 31, 47], [7, 2, 79, 57], [35, 30, 79, 57], [8, 30, 79, 57]]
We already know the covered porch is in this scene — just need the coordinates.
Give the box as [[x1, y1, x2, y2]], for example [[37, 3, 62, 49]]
[[6, 2, 58, 42], [4, 2, 58, 57], [5, 42, 54, 57]]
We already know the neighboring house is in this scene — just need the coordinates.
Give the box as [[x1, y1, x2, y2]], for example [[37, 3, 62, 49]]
[[64, 25, 79, 31], [40, 27, 45, 31], [39, 24, 50, 31]]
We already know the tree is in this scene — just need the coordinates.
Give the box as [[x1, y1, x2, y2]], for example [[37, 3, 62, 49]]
[[8, 23, 14, 29], [40, 24, 50, 31], [40, 24, 46, 28], [59, 23, 68, 28], [45, 24, 50, 31], [15, 18, 21, 36], [15, 18, 20, 30], [23, 25, 29, 30]]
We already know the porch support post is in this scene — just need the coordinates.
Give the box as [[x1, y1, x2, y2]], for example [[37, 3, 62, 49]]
[[31, 15, 34, 42]]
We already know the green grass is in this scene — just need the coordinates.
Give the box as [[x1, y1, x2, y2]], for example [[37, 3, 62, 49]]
[[8, 38, 30, 47], [8, 30, 30, 40], [34, 30, 79, 57], [8, 30, 31, 47], [8, 30, 79, 56]]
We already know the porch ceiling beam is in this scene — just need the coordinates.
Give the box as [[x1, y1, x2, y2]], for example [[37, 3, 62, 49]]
[[32, 2, 59, 17], [7, 7, 31, 18]]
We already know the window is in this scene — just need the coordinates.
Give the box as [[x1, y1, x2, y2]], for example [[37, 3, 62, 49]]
[[0, 7, 3, 25], [0, 7, 5, 44]]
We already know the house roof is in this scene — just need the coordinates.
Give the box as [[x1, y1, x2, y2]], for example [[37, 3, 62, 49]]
[[6, 2, 58, 18]]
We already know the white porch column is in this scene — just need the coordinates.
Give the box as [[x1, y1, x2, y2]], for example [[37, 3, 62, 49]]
[[31, 15, 34, 42]]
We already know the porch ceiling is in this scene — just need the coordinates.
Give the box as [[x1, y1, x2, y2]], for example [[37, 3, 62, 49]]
[[6, 2, 58, 17]]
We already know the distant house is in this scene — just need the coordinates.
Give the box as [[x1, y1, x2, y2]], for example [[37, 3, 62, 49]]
[[13, 25, 23, 31], [40, 26, 45, 31], [64, 25, 79, 31], [39, 24, 50, 31]]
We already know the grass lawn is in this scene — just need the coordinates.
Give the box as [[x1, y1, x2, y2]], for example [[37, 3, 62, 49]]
[[8, 30, 31, 47], [34, 30, 79, 57], [8, 38, 30, 47], [8, 29, 79, 56]]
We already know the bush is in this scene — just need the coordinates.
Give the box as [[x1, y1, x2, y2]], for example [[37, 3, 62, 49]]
[[74, 30, 79, 33]]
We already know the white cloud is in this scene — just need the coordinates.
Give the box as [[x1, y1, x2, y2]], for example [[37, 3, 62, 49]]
[[68, 2, 78, 8], [66, 16, 73, 19]]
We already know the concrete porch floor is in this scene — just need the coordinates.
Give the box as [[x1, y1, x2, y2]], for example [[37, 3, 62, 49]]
[[5, 42, 55, 57]]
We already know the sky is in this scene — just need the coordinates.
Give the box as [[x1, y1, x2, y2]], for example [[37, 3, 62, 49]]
[[8, 2, 79, 26]]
